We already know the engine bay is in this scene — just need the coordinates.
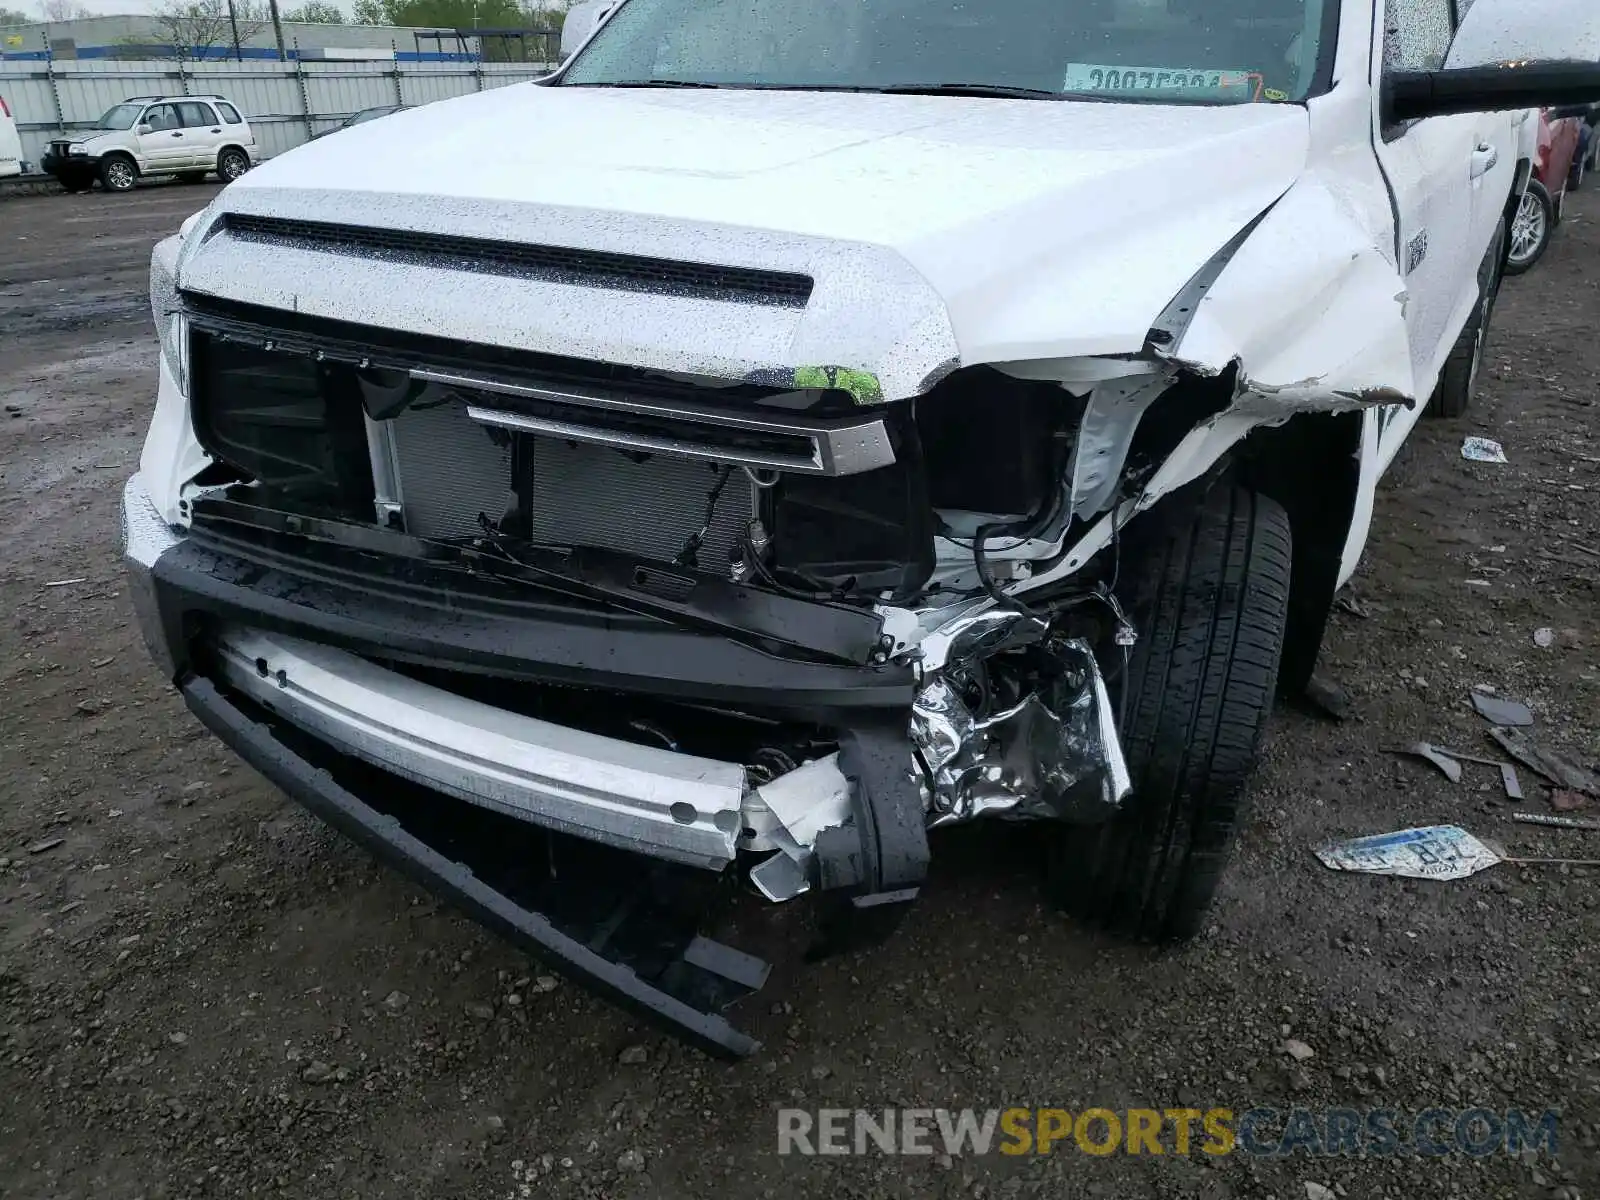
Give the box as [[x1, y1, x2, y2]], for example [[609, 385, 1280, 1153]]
[[183, 299, 1102, 622]]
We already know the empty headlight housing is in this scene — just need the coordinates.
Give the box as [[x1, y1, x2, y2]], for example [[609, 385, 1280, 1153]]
[[162, 311, 189, 394], [148, 234, 187, 393]]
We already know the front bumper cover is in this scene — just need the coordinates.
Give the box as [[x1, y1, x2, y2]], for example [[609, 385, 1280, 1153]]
[[41, 151, 98, 175], [121, 474, 929, 1053], [182, 674, 768, 1057]]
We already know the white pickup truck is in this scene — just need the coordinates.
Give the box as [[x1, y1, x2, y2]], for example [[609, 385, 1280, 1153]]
[[123, 0, 1600, 1054]]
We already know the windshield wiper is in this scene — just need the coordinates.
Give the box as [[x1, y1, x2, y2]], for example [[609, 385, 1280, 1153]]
[[563, 79, 726, 89], [874, 83, 1065, 100], [563, 80, 1068, 99]]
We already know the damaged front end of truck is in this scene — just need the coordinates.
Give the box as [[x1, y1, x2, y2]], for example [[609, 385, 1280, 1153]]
[[122, 158, 1418, 1053]]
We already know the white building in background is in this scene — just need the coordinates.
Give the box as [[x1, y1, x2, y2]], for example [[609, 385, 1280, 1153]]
[[0, 13, 560, 62]]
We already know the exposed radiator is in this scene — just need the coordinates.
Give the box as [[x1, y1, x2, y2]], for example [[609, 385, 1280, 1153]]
[[387, 398, 755, 569], [386, 398, 515, 541]]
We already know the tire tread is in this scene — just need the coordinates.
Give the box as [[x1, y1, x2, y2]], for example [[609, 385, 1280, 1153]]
[[1050, 487, 1291, 941]]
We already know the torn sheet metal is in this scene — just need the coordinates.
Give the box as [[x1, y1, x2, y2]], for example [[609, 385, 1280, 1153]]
[[1316, 826, 1501, 882], [1171, 179, 1418, 408], [917, 608, 1048, 675], [744, 753, 853, 903], [1471, 691, 1534, 726], [1068, 371, 1175, 519], [1501, 764, 1523, 801], [1396, 743, 1463, 784], [1487, 727, 1600, 797], [912, 636, 1131, 829]]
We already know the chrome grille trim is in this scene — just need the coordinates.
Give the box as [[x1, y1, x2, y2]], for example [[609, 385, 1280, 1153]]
[[413, 368, 896, 477]]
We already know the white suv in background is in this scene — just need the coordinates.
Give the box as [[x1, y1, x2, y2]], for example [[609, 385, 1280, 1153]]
[[0, 92, 23, 178], [40, 95, 258, 193]]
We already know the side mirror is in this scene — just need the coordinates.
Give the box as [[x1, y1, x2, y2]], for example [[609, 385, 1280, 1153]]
[[1385, 0, 1600, 122], [137, 123, 152, 135]]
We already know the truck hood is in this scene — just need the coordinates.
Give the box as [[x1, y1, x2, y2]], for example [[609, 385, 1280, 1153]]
[[187, 86, 1310, 397]]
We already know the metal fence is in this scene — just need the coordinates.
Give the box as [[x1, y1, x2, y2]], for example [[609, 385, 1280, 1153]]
[[0, 56, 553, 169]]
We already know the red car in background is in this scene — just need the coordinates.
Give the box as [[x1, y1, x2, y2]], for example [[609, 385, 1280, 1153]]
[[1507, 107, 1585, 274]]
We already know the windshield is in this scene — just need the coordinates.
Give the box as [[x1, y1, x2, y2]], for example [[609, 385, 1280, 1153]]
[[94, 103, 145, 131], [562, 0, 1330, 103]]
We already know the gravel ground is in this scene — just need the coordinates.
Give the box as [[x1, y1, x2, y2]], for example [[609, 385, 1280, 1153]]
[[1, 184, 1597, 1200]]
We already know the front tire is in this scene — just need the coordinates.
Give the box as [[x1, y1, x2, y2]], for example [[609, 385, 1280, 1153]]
[[217, 148, 249, 182], [1426, 215, 1506, 419], [1506, 181, 1553, 275], [99, 154, 138, 193], [1047, 486, 1292, 942]]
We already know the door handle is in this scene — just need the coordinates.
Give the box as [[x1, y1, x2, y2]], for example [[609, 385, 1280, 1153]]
[[170, 131, 184, 138], [1470, 143, 1499, 179], [210, 127, 220, 133]]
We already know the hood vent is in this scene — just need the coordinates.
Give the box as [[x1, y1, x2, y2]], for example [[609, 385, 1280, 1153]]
[[220, 213, 814, 308]]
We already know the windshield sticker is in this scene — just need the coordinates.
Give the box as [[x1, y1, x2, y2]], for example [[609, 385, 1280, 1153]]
[[1062, 64, 1263, 101]]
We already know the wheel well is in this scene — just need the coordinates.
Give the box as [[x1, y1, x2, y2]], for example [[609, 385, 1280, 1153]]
[[1234, 410, 1362, 695], [218, 143, 248, 161], [101, 150, 137, 170], [1499, 168, 1529, 276]]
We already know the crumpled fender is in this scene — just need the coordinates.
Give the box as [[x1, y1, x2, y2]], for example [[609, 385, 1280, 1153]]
[[991, 173, 1412, 607], [1123, 176, 1414, 509], [1171, 176, 1417, 409]]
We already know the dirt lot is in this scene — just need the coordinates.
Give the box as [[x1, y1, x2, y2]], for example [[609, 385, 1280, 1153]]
[[2, 184, 1598, 1200]]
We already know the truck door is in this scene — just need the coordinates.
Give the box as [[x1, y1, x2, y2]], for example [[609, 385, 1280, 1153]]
[[1369, 0, 1506, 461]]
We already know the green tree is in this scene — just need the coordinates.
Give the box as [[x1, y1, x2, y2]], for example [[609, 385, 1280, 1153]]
[[284, 0, 343, 20], [0, 6, 33, 25]]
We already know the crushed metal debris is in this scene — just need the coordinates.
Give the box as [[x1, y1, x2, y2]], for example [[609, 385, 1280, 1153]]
[[1470, 691, 1534, 727], [1396, 743, 1462, 784], [1487, 728, 1600, 797]]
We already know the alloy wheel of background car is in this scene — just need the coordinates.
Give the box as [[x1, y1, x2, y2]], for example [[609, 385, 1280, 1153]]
[[219, 149, 248, 181], [99, 155, 137, 193], [1045, 484, 1292, 942], [1506, 181, 1553, 275]]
